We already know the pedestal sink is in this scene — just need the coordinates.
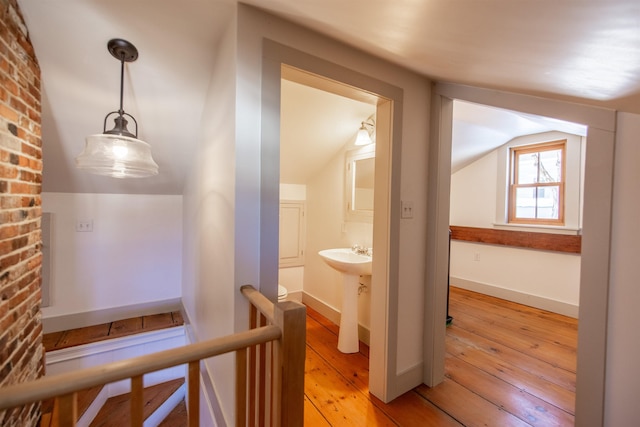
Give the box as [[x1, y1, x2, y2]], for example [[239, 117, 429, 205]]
[[318, 248, 372, 353]]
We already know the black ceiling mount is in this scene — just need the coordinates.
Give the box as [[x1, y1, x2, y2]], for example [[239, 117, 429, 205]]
[[107, 38, 138, 62]]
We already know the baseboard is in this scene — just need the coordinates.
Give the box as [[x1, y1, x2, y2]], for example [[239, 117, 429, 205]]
[[301, 292, 370, 346], [43, 298, 183, 333], [450, 277, 579, 318], [285, 289, 303, 303]]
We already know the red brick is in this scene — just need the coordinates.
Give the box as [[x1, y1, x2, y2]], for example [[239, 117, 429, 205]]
[[0, 1, 43, 424], [0, 163, 17, 179], [0, 103, 18, 122], [0, 224, 18, 239]]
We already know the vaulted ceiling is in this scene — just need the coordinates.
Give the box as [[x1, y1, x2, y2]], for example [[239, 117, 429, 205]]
[[17, 0, 639, 194]]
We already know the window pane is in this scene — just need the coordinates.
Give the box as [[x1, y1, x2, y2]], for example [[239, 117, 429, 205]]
[[515, 187, 537, 218], [517, 153, 538, 184], [536, 185, 560, 219], [538, 149, 562, 182]]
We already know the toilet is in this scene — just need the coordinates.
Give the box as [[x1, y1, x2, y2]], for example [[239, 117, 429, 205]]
[[278, 285, 288, 302]]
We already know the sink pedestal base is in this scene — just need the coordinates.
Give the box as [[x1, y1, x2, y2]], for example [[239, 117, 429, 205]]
[[338, 274, 361, 353]]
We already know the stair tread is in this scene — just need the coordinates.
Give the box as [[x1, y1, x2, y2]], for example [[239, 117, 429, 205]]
[[44, 311, 184, 352], [40, 385, 104, 427], [89, 378, 185, 427], [158, 399, 187, 427]]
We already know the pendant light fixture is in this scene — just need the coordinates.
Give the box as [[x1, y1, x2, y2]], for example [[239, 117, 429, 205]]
[[76, 39, 158, 178]]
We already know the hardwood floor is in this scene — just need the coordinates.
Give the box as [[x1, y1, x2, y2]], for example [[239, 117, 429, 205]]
[[305, 286, 577, 426], [41, 287, 577, 426]]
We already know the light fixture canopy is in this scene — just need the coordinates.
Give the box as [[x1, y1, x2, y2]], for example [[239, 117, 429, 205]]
[[76, 38, 158, 178], [355, 119, 375, 146]]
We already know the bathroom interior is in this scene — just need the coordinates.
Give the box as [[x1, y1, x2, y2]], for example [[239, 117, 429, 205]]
[[278, 77, 377, 353]]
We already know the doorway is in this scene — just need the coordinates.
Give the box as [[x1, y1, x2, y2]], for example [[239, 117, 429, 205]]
[[278, 64, 394, 399], [277, 75, 376, 311], [260, 39, 406, 402], [427, 82, 616, 424], [447, 100, 585, 420], [449, 100, 585, 317]]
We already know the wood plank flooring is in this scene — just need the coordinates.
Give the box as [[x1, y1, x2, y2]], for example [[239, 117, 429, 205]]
[[304, 286, 577, 426], [40, 286, 577, 426]]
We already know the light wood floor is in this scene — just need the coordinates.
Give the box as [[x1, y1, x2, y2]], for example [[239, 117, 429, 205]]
[[304, 286, 577, 426], [41, 286, 577, 426]]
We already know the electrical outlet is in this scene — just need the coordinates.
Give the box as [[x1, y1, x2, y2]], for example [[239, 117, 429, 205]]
[[76, 220, 93, 232], [474, 252, 480, 261], [401, 200, 414, 219]]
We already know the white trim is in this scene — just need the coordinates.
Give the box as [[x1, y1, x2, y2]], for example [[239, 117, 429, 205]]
[[143, 383, 186, 427], [76, 386, 109, 427], [43, 298, 183, 334], [451, 277, 579, 318]]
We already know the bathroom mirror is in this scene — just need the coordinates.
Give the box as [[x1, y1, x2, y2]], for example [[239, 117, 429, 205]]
[[345, 147, 375, 222]]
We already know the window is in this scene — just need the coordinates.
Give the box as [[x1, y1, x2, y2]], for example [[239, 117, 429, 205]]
[[509, 140, 566, 225]]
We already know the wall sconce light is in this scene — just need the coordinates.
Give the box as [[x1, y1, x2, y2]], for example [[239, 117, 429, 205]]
[[76, 39, 158, 178], [355, 119, 375, 146]]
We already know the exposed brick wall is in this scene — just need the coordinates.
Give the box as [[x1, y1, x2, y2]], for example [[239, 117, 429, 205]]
[[0, 0, 44, 425]]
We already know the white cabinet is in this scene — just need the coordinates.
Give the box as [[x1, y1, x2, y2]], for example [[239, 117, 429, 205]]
[[279, 201, 306, 267]]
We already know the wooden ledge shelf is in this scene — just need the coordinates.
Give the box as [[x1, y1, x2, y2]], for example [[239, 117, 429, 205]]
[[450, 225, 581, 254]]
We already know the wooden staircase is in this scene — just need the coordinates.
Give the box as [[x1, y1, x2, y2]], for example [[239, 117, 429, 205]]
[[1, 286, 306, 427], [40, 313, 188, 427], [40, 377, 187, 427], [90, 378, 185, 426]]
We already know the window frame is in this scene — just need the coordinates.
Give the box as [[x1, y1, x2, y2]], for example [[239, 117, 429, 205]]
[[508, 140, 567, 226]]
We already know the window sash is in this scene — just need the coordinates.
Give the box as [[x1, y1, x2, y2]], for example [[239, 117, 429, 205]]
[[509, 141, 566, 225]]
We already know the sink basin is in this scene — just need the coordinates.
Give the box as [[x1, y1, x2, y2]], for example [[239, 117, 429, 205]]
[[318, 248, 373, 353], [318, 248, 372, 276]]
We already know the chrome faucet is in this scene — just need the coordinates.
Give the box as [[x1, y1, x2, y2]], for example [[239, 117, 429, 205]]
[[352, 244, 372, 256]]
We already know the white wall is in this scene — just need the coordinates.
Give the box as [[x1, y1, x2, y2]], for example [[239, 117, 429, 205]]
[[41, 192, 182, 327], [181, 5, 237, 425], [449, 132, 581, 315], [604, 112, 640, 426], [238, 4, 430, 402], [304, 143, 374, 329]]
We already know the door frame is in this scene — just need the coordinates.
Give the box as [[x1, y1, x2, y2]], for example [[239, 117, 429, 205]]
[[261, 40, 406, 402], [426, 82, 616, 426]]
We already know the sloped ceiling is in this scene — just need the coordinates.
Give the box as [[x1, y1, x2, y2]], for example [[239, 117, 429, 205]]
[[280, 80, 375, 185], [16, 0, 640, 195]]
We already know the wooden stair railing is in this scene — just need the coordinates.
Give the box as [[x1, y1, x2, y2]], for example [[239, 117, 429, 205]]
[[0, 285, 306, 427], [239, 285, 306, 426]]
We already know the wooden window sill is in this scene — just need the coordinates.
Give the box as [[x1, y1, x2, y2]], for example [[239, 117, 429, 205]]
[[450, 225, 581, 254]]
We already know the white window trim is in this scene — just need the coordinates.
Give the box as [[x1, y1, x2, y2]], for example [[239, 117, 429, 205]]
[[495, 131, 585, 235]]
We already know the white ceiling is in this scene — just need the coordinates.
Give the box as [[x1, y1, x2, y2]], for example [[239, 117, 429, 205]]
[[16, 0, 640, 194]]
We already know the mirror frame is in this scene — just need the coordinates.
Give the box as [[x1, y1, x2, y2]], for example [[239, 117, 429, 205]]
[[345, 145, 376, 223]]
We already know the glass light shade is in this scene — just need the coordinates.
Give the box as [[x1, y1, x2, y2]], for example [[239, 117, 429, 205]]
[[76, 134, 159, 178], [355, 127, 373, 145]]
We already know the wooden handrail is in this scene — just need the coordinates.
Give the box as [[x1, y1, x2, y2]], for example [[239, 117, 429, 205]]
[[241, 284, 275, 323], [0, 284, 305, 427], [0, 325, 280, 411]]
